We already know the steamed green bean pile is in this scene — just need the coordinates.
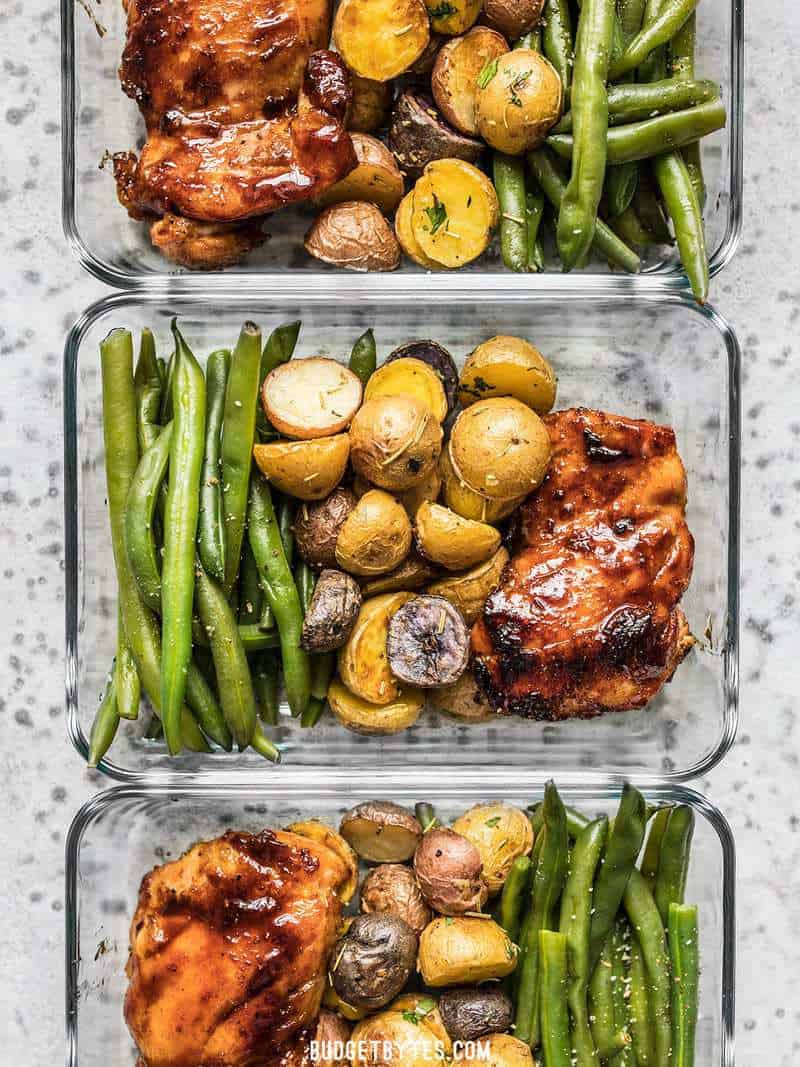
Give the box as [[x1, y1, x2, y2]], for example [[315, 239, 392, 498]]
[[493, 0, 724, 301], [501, 782, 700, 1066]]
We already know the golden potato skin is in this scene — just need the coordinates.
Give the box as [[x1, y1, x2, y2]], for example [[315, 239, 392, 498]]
[[452, 803, 534, 895], [432, 28, 510, 137], [428, 0, 482, 36], [360, 552, 440, 596], [415, 501, 501, 571], [458, 335, 557, 413], [336, 490, 412, 577], [314, 134, 405, 214], [429, 669, 495, 722], [337, 591, 414, 703], [398, 466, 443, 518], [482, 0, 545, 41], [351, 1008, 445, 1067], [365, 357, 449, 423], [396, 191, 442, 270], [457, 1033, 535, 1067], [348, 75, 393, 133], [439, 448, 524, 523], [475, 50, 563, 155], [334, 0, 430, 81], [412, 159, 500, 269], [426, 546, 510, 625], [252, 435, 350, 501], [305, 201, 400, 272], [449, 398, 551, 499], [417, 916, 518, 986], [350, 395, 443, 492], [328, 677, 424, 735]]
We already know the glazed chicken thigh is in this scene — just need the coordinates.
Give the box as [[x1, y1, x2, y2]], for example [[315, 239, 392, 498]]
[[472, 408, 695, 719], [125, 828, 351, 1067]]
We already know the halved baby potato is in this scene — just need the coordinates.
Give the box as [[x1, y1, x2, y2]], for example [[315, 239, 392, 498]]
[[348, 75, 393, 133], [334, 0, 431, 82], [474, 49, 563, 155], [427, 545, 510, 624], [448, 398, 551, 499], [439, 447, 524, 523], [365, 357, 449, 423], [396, 191, 442, 270], [412, 159, 500, 269], [338, 591, 414, 704], [340, 801, 422, 862], [336, 489, 413, 577], [431, 28, 509, 136], [415, 500, 501, 571], [314, 134, 405, 214], [427, 0, 483, 36], [328, 677, 424, 735], [397, 465, 443, 518], [305, 201, 401, 272], [262, 357, 363, 439], [253, 435, 350, 501], [287, 820, 359, 902], [458, 335, 557, 412], [482, 0, 545, 41]]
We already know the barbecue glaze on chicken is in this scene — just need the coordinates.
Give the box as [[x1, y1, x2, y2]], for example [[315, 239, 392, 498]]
[[114, 0, 356, 268], [472, 408, 695, 719], [125, 828, 351, 1067]]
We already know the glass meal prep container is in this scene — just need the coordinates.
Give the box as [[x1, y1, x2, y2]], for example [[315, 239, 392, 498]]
[[61, 0, 743, 293], [64, 290, 740, 782], [64, 778, 736, 1067]]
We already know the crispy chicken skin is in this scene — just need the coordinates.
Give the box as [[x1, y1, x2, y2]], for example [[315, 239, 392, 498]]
[[472, 408, 695, 720], [125, 828, 350, 1067]]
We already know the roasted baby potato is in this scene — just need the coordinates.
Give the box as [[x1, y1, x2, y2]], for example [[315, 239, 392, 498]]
[[337, 591, 414, 703], [438, 987, 513, 1042], [323, 980, 369, 1022], [396, 191, 442, 270], [398, 467, 444, 519], [341, 800, 422, 862], [457, 1033, 534, 1066], [336, 490, 413, 577], [313, 1011, 351, 1067], [360, 552, 440, 596], [389, 994, 452, 1053], [365, 357, 449, 423], [252, 435, 350, 501], [458, 334, 557, 413], [431, 28, 509, 136], [333, 0, 430, 82], [300, 569, 362, 652], [475, 50, 563, 155], [293, 487, 358, 569], [305, 201, 400, 272], [360, 863, 432, 936], [429, 670, 494, 722], [482, 0, 545, 41], [350, 395, 443, 491], [351, 1007, 444, 1067], [387, 340, 461, 416], [440, 448, 524, 523], [262, 357, 363, 439], [426, 545, 510, 625], [387, 595, 470, 687], [328, 677, 425, 735], [452, 803, 534, 895], [314, 134, 405, 214], [414, 828, 488, 915], [449, 398, 551, 499], [415, 501, 501, 571], [417, 916, 517, 986], [348, 75, 393, 133], [427, 0, 482, 36], [411, 159, 500, 269], [389, 91, 484, 184], [287, 820, 359, 903], [331, 913, 418, 1010]]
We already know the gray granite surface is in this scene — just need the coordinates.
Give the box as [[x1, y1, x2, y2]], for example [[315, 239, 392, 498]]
[[0, 0, 797, 1063]]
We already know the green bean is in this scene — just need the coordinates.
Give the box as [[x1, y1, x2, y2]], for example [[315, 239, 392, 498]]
[[608, 0, 698, 80], [253, 651, 281, 724], [159, 352, 175, 423], [134, 328, 163, 454], [497, 855, 533, 942], [629, 937, 655, 1066], [556, 0, 616, 270], [611, 919, 634, 1067], [257, 320, 301, 435], [247, 474, 311, 717], [529, 148, 640, 273], [250, 722, 282, 762], [611, 205, 659, 245], [115, 617, 141, 720], [348, 328, 377, 386], [184, 660, 233, 750], [221, 322, 261, 595], [296, 560, 316, 615], [539, 930, 571, 1067], [668, 904, 699, 1067], [99, 328, 208, 755], [634, 172, 674, 243], [553, 79, 719, 133], [161, 323, 207, 755], [278, 496, 295, 565], [542, 0, 574, 107], [311, 651, 336, 701], [236, 625, 280, 652], [238, 541, 263, 624], [88, 673, 119, 767], [618, 0, 647, 41], [300, 696, 326, 728], [641, 806, 672, 883], [636, 0, 668, 83], [589, 938, 629, 1058], [528, 801, 592, 840], [606, 164, 639, 218], [652, 150, 708, 303], [526, 187, 546, 271], [653, 805, 694, 923], [197, 348, 230, 584], [125, 422, 172, 613], [589, 784, 648, 970], [415, 802, 439, 832], [143, 711, 164, 740], [515, 781, 569, 1047], [669, 11, 705, 208], [515, 26, 542, 50], [623, 870, 672, 1067], [559, 817, 608, 1067], [494, 153, 529, 272]]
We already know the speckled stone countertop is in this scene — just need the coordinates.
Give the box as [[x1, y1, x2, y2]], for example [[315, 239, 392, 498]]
[[0, 0, 798, 1063]]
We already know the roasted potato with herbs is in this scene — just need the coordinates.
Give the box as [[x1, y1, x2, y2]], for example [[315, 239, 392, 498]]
[[347, 75, 393, 133], [305, 201, 400, 272], [336, 490, 413, 577], [262, 357, 363, 439], [387, 340, 460, 417], [301, 569, 362, 652], [328, 677, 424, 735], [341, 800, 422, 862], [293, 487, 358, 569], [331, 913, 418, 1011], [449, 398, 551, 499], [360, 552, 440, 596], [426, 545, 510, 625], [365, 357, 449, 423], [333, 0, 430, 82], [440, 448, 524, 523], [415, 501, 501, 571], [387, 595, 470, 688], [252, 435, 349, 501], [427, 0, 483, 36], [287, 820, 359, 903], [417, 916, 517, 986], [323, 980, 369, 1021], [395, 191, 442, 270], [482, 0, 545, 41], [398, 467, 444, 520], [350, 394, 443, 492], [458, 335, 557, 412], [337, 591, 414, 704], [414, 827, 488, 915], [431, 28, 509, 137], [457, 1033, 535, 1067], [351, 1006, 446, 1067], [389, 91, 484, 184], [360, 864, 432, 936], [429, 669, 494, 722], [452, 803, 534, 895], [474, 50, 563, 155], [438, 987, 514, 1042], [314, 134, 405, 214], [389, 994, 452, 1053], [411, 159, 500, 269]]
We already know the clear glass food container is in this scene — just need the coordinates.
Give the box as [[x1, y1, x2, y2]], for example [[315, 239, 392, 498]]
[[61, 0, 743, 293], [64, 290, 740, 782], [64, 778, 736, 1067]]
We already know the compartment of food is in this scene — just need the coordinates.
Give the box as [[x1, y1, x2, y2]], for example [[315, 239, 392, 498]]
[[64, 292, 739, 780], [65, 779, 735, 1067], [62, 0, 741, 290]]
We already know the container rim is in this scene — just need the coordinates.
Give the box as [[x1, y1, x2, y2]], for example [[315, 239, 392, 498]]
[[64, 289, 740, 785], [64, 777, 736, 1067]]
